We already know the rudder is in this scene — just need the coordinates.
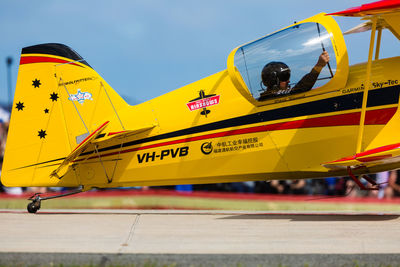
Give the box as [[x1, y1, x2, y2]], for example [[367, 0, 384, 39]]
[[1, 43, 129, 187]]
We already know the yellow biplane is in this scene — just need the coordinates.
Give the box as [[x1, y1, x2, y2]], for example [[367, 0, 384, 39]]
[[2, 0, 400, 213]]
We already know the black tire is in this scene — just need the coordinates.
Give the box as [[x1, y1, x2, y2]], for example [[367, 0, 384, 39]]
[[27, 202, 38, 213]]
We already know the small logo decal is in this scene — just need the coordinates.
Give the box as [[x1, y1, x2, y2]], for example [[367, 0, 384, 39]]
[[201, 142, 213, 155], [68, 89, 93, 104], [187, 90, 220, 117], [187, 95, 220, 111]]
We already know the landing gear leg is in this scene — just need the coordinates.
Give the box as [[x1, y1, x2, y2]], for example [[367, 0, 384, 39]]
[[347, 167, 379, 191], [27, 187, 84, 214]]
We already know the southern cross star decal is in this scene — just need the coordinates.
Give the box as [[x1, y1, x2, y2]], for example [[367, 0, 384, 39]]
[[15, 101, 25, 111], [50, 92, 59, 102], [32, 79, 41, 88], [44, 108, 49, 114], [38, 129, 47, 139]]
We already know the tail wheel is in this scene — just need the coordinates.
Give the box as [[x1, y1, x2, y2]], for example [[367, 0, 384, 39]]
[[27, 202, 40, 214]]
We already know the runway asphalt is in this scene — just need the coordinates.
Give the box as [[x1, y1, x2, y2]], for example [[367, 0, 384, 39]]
[[1, 209, 400, 266]]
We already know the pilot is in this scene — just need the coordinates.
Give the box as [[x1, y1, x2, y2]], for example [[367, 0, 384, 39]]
[[259, 51, 330, 101]]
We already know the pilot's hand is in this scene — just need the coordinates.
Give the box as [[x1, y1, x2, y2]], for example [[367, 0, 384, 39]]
[[316, 51, 330, 67]]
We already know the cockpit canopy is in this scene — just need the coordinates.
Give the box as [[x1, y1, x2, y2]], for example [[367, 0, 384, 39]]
[[227, 13, 350, 105], [234, 22, 337, 101]]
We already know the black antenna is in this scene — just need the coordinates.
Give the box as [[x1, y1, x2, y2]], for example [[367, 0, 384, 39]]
[[6, 57, 13, 110]]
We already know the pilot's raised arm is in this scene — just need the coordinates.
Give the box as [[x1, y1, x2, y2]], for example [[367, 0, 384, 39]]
[[291, 51, 330, 94], [258, 51, 330, 101]]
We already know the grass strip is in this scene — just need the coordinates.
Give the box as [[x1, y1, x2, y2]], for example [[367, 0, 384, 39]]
[[1, 195, 400, 212]]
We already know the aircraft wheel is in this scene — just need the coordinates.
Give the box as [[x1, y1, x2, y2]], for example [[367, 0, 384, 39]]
[[27, 202, 40, 214]]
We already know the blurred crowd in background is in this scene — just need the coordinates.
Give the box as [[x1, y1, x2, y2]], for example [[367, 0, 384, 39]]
[[0, 106, 400, 199], [191, 171, 400, 199]]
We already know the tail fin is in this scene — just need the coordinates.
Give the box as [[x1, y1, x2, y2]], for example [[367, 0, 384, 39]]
[[1, 43, 129, 187]]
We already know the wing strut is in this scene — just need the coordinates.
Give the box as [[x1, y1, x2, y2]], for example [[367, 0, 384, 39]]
[[100, 81, 125, 130], [93, 144, 112, 183], [99, 81, 126, 182], [356, 17, 377, 153]]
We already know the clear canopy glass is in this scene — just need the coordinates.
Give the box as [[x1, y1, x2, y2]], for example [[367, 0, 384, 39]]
[[234, 22, 337, 101]]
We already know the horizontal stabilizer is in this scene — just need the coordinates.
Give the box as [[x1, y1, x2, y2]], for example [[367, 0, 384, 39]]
[[322, 143, 400, 170], [50, 121, 109, 178], [95, 125, 156, 142]]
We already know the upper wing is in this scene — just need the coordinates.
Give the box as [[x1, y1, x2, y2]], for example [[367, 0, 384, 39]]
[[327, 0, 400, 17], [342, 20, 391, 35]]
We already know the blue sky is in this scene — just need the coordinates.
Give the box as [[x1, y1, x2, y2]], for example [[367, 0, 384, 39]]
[[0, 0, 398, 106]]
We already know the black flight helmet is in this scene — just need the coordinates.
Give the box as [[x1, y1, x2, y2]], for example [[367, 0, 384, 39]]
[[261, 62, 291, 90]]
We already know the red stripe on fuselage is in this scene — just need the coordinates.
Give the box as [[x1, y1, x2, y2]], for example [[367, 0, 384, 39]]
[[20, 56, 82, 67], [76, 107, 396, 161], [365, 107, 397, 124]]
